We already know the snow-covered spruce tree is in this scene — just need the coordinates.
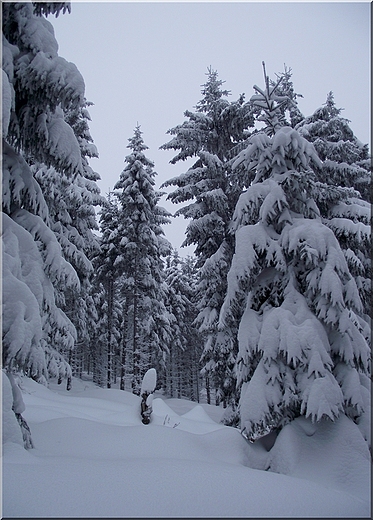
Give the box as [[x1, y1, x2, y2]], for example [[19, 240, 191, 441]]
[[181, 255, 203, 401], [161, 68, 255, 406], [220, 67, 371, 444], [89, 281, 106, 387], [296, 92, 371, 317], [164, 250, 200, 399], [31, 99, 103, 381], [2, 2, 92, 382], [92, 194, 122, 388], [297, 91, 371, 201], [114, 126, 172, 395]]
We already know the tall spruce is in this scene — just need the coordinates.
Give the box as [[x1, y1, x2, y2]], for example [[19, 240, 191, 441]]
[[92, 194, 122, 388], [31, 99, 104, 383], [2, 2, 100, 384], [114, 126, 172, 394], [296, 92, 371, 201], [296, 93, 371, 317], [161, 68, 255, 405], [220, 65, 371, 444]]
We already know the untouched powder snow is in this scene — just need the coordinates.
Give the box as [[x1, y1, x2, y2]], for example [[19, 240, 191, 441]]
[[2, 375, 371, 518]]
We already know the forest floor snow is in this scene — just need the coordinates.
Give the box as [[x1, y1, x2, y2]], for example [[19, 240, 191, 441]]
[[2, 375, 371, 518]]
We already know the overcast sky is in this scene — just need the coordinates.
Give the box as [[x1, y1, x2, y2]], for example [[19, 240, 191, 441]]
[[50, 1, 371, 255]]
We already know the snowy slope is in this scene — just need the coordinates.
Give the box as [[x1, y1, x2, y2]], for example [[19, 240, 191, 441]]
[[2, 375, 371, 518]]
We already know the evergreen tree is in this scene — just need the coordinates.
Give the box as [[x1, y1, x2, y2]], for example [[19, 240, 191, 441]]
[[161, 68, 255, 405], [92, 194, 122, 388], [220, 66, 371, 444], [161, 68, 253, 262], [2, 2, 96, 383], [198, 239, 239, 408], [114, 126, 172, 394], [164, 250, 200, 400], [31, 99, 104, 381], [296, 93, 371, 316], [296, 92, 371, 201], [180, 255, 203, 401], [89, 282, 108, 387]]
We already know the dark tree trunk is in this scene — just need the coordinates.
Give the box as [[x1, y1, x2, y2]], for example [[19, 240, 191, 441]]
[[206, 375, 211, 405], [107, 276, 114, 389]]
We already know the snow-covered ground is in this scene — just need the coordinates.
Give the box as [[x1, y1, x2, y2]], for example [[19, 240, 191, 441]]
[[2, 375, 371, 518]]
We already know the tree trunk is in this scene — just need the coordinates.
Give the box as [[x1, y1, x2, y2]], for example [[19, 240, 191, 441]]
[[132, 259, 140, 395], [120, 327, 126, 391], [169, 345, 173, 397], [206, 375, 211, 405], [177, 353, 181, 399], [194, 345, 200, 403], [189, 359, 195, 402], [107, 276, 114, 389]]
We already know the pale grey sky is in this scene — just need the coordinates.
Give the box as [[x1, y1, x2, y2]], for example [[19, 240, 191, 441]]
[[50, 1, 371, 255]]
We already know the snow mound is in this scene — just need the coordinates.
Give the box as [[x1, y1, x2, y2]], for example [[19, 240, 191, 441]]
[[152, 396, 180, 425], [267, 414, 371, 501], [152, 398, 225, 434], [181, 404, 218, 423]]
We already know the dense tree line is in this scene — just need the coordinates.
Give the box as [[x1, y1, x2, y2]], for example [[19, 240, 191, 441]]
[[2, 5, 370, 447]]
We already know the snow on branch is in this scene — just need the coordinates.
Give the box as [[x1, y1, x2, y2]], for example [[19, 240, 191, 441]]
[[12, 209, 80, 291], [2, 141, 49, 221]]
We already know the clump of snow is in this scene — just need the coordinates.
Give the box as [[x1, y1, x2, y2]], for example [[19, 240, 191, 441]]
[[2, 70, 12, 137], [140, 367, 157, 395], [2, 371, 23, 447], [43, 106, 83, 175], [2, 214, 44, 368], [2, 375, 370, 518], [6, 372, 26, 414]]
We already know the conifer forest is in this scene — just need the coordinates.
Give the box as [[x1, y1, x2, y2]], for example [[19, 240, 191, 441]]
[[2, 2, 371, 452]]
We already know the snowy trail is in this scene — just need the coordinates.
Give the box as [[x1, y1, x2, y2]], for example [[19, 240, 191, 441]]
[[2, 376, 371, 518]]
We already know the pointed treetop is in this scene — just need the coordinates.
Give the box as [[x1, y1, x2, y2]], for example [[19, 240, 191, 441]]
[[325, 91, 335, 107], [195, 67, 231, 113], [262, 61, 270, 92], [323, 91, 343, 118], [250, 62, 291, 136], [127, 124, 148, 154], [270, 64, 304, 128]]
